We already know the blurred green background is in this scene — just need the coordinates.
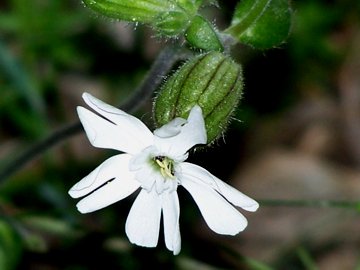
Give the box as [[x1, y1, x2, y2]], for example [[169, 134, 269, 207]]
[[1, 0, 360, 269]]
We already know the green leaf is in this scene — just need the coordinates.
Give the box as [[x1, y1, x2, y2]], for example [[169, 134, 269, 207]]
[[243, 257, 274, 270], [0, 220, 22, 270], [20, 215, 79, 237], [0, 41, 45, 115], [297, 247, 318, 270], [226, 0, 292, 49]]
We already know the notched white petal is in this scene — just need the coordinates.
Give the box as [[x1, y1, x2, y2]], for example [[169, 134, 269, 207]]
[[83, 92, 127, 118], [69, 154, 132, 199], [162, 192, 181, 255], [69, 154, 140, 213], [154, 105, 207, 158], [181, 176, 248, 235], [179, 162, 259, 212], [77, 106, 129, 152], [125, 190, 162, 247], [83, 93, 152, 141], [76, 176, 140, 213], [79, 93, 153, 153], [154, 118, 187, 138], [77, 106, 105, 147], [185, 105, 207, 145]]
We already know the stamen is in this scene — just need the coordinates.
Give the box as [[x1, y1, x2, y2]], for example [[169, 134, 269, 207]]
[[154, 156, 175, 178]]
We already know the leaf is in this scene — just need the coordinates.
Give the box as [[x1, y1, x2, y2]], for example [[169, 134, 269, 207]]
[[242, 257, 274, 270], [20, 215, 79, 237], [226, 0, 292, 49], [0, 40, 45, 115], [296, 247, 318, 270], [0, 220, 22, 270], [176, 256, 226, 270]]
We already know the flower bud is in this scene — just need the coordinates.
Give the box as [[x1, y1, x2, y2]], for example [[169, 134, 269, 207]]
[[154, 52, 244, 143], [184, 15, 223, 51], [154, 11, 191, 36], [153, 0, 202, 36], [83, 0, 202, 37], [176, 0, 203, 12], [82, 0, 169, 23]]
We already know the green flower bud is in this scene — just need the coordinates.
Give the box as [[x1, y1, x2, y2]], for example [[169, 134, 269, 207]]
[[184, 15, 223, 51], [154, 52, 243, 143], [176, 0, 203, 13], [82, 0, 171, 23], [83, 0, 203, 37], [154, 11, 191, 36], [153, 0, 203, 36]]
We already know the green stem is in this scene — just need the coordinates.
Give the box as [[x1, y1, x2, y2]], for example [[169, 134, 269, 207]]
[[259, 199, 360, 211], [0, 45, 191, 182]]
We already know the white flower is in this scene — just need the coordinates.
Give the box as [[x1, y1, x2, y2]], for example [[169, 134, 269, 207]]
[[69, 92, 259, 255]]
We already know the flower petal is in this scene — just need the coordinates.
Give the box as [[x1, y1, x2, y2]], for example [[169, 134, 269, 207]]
[[133, 162, 158, 191], [162, 192, 181, 255], [179, 162, 259, 212], [154, 118, 187, 138], [69, 154, 133, 199], [154, 105, 207, 159], [125, 189, 162, 248], [129, 146, 155, 171], [79, 92, 153, 154], [75, 176, 140, 214], [181, 175, 248, 235]]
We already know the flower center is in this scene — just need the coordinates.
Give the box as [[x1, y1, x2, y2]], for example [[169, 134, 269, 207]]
[[154, 156, 175, 179]]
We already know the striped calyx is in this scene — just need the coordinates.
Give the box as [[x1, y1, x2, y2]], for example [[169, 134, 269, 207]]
[[154, 52, 243, 143], [83, 0, 202, 37]]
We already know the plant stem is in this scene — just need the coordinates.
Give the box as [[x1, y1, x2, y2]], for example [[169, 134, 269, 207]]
[[0, 45, 191, 182]]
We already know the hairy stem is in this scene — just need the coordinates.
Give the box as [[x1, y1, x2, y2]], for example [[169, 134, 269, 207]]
[[0, 45, 191, 182]]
